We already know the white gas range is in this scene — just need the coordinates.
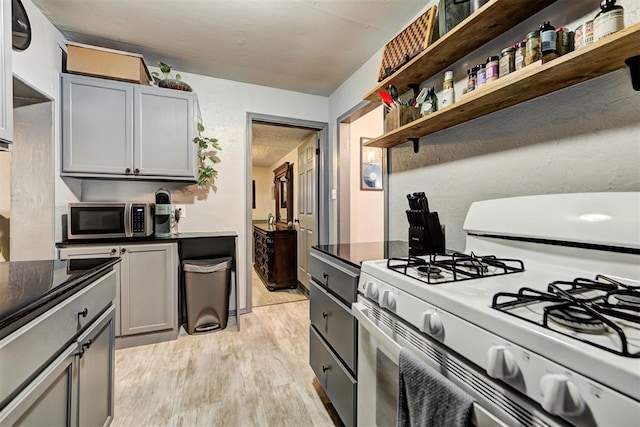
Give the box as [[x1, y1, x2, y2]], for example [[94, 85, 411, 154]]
[[354, 193, 640, 427]]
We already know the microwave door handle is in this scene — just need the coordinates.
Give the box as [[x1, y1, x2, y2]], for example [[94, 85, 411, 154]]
[[124, 203, 132, 237], [352, 302, 401, 364]]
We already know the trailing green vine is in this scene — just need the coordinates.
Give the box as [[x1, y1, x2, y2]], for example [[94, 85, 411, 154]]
[[193, 103, 222, 188]]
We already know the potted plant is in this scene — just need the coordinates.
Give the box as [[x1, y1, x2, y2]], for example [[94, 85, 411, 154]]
[[151, 61, 193, 92]]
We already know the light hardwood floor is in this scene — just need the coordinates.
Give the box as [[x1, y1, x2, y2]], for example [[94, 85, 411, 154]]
[[112, 300, 338, 426], [251, 266, 307, 308]]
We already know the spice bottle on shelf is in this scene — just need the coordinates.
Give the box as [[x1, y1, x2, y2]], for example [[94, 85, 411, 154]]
[[499, 47, 516, 76], [594, 0, 624, 41], [540, 21, 557, 56], [442, 71, 455, 108], [467, 67, 477, 93], [525, 30, 541, 65], [555, 27, 574, 56], [515, 40, 527, 70], [421, 86, 438, 116], [476, 63, 486, 87], [486, 56, 499, 82]]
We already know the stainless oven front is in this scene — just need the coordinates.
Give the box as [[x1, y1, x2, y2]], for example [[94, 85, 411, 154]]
[[353, 297, 564, 427]]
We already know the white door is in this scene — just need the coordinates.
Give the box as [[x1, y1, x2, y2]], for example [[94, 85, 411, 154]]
[[297, 133, 318, 289]]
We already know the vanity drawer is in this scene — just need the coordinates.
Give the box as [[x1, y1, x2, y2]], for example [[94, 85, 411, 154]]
[[0, 270, 116, 405], [310, 326, 356, 427], [310, 281, 356, 374], [310, 252, 358, 305]]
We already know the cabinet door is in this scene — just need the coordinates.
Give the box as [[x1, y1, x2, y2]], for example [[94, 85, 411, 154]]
[[62, 74, 133, 175], [120, 243, 177, 335], [77, 306, 115, 427], [0, 0, 12, 145], [134, 86, 197, 178], [58, 245, 122, 337], [0, 344, 78, 427]]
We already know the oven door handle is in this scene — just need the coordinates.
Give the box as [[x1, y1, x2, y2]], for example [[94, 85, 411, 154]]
[[352, 302, 401, 364]]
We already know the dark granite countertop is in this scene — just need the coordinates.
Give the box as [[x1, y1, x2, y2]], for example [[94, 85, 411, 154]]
[[0, 257, 120, 340], [56, 231, 237, 247], [313, 241, 409, 269]]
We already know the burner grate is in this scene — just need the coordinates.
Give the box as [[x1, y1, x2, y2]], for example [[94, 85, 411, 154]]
[[387, 252, 525, 285], [493, 275, 640, 358]]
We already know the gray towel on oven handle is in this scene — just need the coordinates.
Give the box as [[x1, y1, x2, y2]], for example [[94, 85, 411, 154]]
[[398, 348, 475, 427]]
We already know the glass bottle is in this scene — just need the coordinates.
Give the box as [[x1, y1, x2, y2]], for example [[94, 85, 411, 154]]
[[421, 86, 438, 116]]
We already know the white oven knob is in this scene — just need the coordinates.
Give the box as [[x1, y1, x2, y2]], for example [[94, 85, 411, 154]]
[[420, 310, 443, 336], [486, 346, 518, 379], [365, 281, 379, 299], [540, 374, 585, 417], [381, 290, 396, 310]]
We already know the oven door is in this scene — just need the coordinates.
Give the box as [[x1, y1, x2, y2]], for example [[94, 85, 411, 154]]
[[353, 300, 507, 427]]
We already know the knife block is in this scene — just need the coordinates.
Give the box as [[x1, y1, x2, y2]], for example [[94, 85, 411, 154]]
[[384, 106, 420, 132], [407, 210, 446, 255]]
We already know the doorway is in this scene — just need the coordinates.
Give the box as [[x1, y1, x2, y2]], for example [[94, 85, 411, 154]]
[[246, 114, 328, 310]]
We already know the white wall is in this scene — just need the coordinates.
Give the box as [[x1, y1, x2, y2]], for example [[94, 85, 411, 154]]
[[252, 166, 273, 221], [12, 0, 79, 252], [0, 152, 9, 261], [349, 106, 384, 243], [329, 0, 640, 250]]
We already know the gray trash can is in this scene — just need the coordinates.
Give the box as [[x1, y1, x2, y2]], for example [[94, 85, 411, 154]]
[[183, 257, 232, 334]]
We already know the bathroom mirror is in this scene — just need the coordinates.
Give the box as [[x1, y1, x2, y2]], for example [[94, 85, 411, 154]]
[[273, 162, 293, 225]]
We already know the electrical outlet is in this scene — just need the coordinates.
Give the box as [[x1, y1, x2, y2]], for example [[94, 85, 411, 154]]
[[174, 204, 186, 217]]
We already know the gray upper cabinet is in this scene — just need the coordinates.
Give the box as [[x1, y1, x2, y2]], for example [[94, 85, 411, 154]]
[[0, 0, 13, 147], [61, 74, 197, 181], [62, 74, 133, 174], [135, 85, 197, 178]]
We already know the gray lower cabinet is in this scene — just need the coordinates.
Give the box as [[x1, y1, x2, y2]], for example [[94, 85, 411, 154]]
[[0, 271, 116, 427], [59, 242, 178, 342], [61, 73, 196, 180], [309, 248, 360, 427]]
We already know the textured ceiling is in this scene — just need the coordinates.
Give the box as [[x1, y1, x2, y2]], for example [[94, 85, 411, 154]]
[[31, 0, 426, 96], [251, 123, 316, 167]]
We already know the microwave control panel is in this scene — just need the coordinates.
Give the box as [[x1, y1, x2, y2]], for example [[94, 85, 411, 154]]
[[131, 205, 147, 233]]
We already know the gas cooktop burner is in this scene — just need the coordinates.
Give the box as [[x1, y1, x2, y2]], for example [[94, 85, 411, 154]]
[[387, 252, 525, 285], [546, 306, 607, 334], [493, 275, 640, 357], [416, 265, 443, 279]]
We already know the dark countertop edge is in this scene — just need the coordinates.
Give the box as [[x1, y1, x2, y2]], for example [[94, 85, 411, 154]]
[[0, 258, 121, 340], [312, 241, 410, 269], [56, 231, 238, 247]]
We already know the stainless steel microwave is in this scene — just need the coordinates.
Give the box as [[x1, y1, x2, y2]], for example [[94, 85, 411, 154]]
[[67, 202, 153, 240]]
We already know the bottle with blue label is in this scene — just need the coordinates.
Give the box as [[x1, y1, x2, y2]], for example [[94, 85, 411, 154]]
[[540, 21, 557, 56]]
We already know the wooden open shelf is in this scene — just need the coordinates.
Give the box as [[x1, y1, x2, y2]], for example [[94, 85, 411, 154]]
[[363, 0, 557, 102], [365, 22, 640, 149]]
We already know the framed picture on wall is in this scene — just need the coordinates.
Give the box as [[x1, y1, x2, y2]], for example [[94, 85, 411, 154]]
[[360, 137, 384, 191]]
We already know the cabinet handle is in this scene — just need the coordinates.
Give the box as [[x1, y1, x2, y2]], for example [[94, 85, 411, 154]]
[[121, 248, 127, 254], [76, 347, 85, 358], [134, 168, 140, 174], [322, 311, 329, 319], [82, 339, 93, 351], [125, 168, 131, 174], [77, 308, 88, 319], [323, 272, 329, 284], [322, 365, 330, 373], [110, 248, 117, 255]]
